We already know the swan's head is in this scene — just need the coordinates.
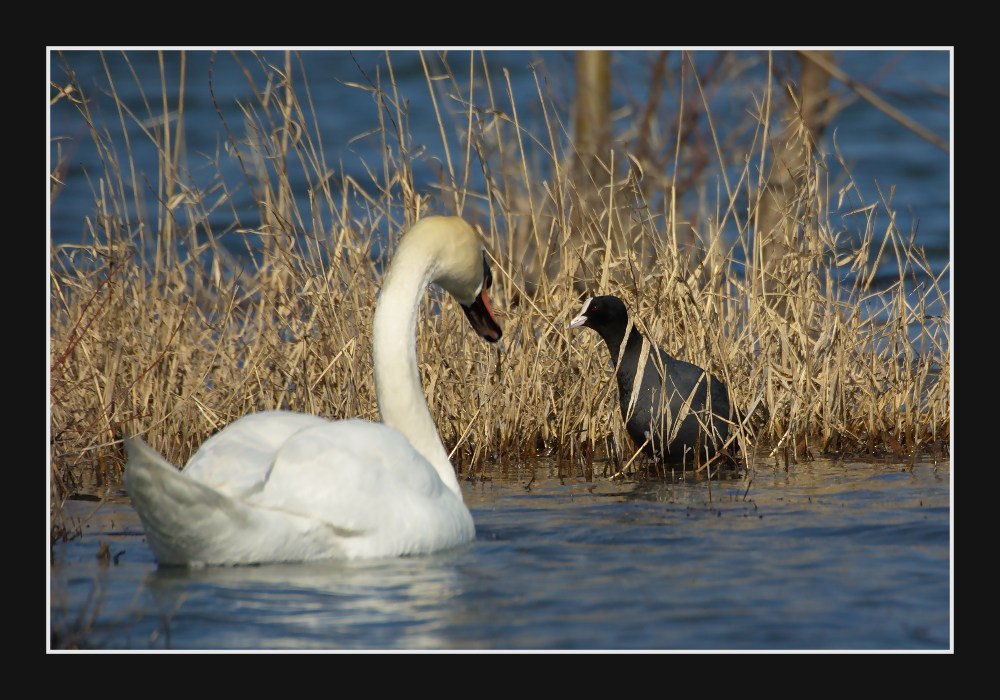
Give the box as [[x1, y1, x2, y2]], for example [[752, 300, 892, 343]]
[[399, 216, 502, 342]]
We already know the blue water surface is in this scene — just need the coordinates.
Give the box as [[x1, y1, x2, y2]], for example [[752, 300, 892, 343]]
[[50, 457, 951, 651]]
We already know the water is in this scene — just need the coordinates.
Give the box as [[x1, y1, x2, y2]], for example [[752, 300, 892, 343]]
[[48, 49, 952, 283], [50, 457, 951, 651]]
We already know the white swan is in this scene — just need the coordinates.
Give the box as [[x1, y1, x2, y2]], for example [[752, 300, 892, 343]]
[[123, 216, 502, 566]]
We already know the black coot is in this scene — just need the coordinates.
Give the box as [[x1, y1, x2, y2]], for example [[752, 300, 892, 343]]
[[570, 295, 733, 463]]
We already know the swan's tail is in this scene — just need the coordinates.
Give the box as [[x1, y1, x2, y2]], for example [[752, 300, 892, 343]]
[[124, 436, 342, 566], [123, 436, 255, 566]]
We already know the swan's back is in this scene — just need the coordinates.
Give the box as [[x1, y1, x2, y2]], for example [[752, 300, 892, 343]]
[[182, 411, 332, 498], [125, 414, 475, 565]]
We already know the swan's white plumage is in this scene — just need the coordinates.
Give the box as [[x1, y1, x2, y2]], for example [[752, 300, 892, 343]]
[[123, 216, 500, 566]]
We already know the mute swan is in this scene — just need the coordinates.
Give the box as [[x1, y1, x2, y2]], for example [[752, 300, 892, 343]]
[[569, 295, 731, 464], [124, 216, 502, 565]]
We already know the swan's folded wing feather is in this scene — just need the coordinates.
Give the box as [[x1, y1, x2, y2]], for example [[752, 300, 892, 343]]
[[252, 420, 445, 520], [250, 420, 474, 556], [124, 436, 349, 565], [181, 411, 333, 498]]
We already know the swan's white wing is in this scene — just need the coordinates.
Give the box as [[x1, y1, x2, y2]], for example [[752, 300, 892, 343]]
[[124, 435, 347, 565], [182, 411, 331, 498], [249, 419, 474, 559], [124, 417, 474, 564]]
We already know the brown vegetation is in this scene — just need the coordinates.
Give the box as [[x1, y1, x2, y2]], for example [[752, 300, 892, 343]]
[[49, 51, 950, 522]]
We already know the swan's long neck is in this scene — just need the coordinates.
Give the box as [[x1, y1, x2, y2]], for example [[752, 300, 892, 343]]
[[372, 240, 462, 496]]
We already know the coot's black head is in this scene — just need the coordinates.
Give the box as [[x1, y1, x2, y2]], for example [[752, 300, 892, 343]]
[[569, 295, 630, 343]]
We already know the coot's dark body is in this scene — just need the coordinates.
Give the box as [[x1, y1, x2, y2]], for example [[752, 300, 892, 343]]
[[571, 295, 732, 463]]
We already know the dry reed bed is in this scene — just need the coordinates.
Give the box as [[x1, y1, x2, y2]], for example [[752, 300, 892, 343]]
[[49, 51, 950, 512]]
